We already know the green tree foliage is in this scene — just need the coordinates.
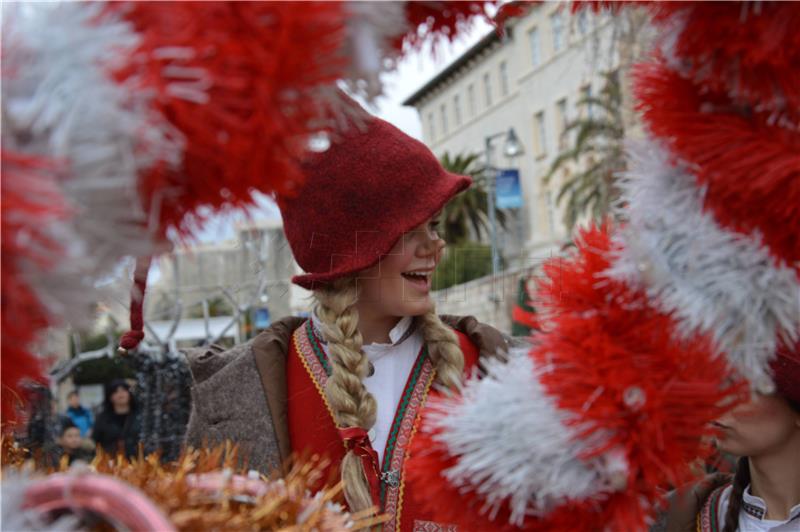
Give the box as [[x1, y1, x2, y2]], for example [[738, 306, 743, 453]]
[[432, 152, 509, 290], [70, 330, 135, 385], [431, 242, 493, 291], [511, 277, 537, 336], [438, 152, 507, 244], [545, 70, 625, 231], [72, 355, 136, 386]]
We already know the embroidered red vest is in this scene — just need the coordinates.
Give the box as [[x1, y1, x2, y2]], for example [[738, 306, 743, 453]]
[[287, 319, 479, 531], [697, 484, 730, 532]]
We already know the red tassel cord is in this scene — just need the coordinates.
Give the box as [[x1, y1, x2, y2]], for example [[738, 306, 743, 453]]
[[118, 256, 152, 354]]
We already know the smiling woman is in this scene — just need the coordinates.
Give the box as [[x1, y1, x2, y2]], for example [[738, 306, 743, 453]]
[[356, 216, 445, 330], [182, 100, 510, 531]]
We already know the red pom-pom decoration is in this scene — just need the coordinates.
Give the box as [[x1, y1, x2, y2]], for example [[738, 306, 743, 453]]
[[1, 152, 68, 425], [396, 1, 496, 51], [111, 1, 349, 236], [406, 225, 744, 531], [648, 2, 800, 113], [634, 60, 800, 269]]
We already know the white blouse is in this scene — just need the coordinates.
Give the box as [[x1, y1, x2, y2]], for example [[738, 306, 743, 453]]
[[311, 314, 423, 464], [717, 484, 800, 532]]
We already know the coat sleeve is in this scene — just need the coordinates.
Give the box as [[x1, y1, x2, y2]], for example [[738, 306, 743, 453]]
[[650, 473, 731, 532], [184, 406, 202, 448], [439, 314, 511, 362], [181, 341, 243, 451], [181, 338, 287, 474]]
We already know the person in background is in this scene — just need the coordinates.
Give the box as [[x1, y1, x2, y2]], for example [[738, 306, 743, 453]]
[[659, 345, 800, 532], [92, 379, 141, 458], [22, 384, 60, 457], [64, 390, 93, 439], [52, 419, 94, 465]]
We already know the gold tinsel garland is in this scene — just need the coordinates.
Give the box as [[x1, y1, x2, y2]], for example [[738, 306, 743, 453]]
[[2, 437, 385, 530]]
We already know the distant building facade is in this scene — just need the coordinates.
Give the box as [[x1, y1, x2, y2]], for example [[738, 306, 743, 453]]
[[144, 218, 311, 345], [404, 3, 620, 267]]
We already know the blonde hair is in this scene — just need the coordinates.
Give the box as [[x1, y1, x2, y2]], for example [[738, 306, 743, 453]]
[[312, 278, 465, 513]]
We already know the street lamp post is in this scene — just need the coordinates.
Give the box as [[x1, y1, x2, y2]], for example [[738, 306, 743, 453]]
[[484, 127, 524, 276]]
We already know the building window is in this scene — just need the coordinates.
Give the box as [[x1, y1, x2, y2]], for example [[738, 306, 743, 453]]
[[440, 103, 448, 135], [467, 83, 476, 116], [499, 61, 509, 96], [546, 189, 556, 236], [534, 111, 547, 157], [577, 9, 589, 35], [483, 72, 492, 107], [556, 98, 568, 149], [428, 112, 436, 140], [551, 11, 565, 52], [454, 94, 462, 126], [581, 84, 593, 119], [528, 27, 541, 67]]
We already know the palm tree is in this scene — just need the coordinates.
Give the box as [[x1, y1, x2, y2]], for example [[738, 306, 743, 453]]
[[438, 152, 507, 244], [431, 152, 508, 290], [544, 70, 625, 231]]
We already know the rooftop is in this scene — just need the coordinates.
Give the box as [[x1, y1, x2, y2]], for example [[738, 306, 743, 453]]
[[402, 28, 509, 107]]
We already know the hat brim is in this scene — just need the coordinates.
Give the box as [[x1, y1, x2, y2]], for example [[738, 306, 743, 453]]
[[292, 171, 472, 290]]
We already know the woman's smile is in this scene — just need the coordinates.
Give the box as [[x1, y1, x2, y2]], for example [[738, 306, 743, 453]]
[[401, 268, 434, 293]]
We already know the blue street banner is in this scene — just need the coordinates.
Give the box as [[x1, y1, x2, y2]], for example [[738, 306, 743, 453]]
[[254, 307, 271, 329], [495, 168, 523, 209]]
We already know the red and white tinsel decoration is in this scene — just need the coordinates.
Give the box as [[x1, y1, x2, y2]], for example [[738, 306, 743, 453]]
[[406, 2, 799, 530], [1, 1, 494, 420]]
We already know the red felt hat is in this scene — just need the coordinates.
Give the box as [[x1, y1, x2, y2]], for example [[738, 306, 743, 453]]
[[772, 340, 800, 406], [278, 113, 471, 290]]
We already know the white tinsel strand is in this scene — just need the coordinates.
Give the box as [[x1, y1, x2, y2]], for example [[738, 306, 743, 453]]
[[2, 2, 181, 326], [426, 349, 627, 526], [342, 1, 408, 100], [655, 6, 691, 78], [607, 140, 800, 392]]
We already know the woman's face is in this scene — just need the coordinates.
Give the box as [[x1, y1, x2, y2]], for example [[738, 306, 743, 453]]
[[356, 215, 445, 318], [110, 386, 131, 409], [713, 393, 800, 457]]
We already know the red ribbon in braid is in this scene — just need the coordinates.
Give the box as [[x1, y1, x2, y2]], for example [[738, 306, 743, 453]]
[[337, 426, 381, 508]]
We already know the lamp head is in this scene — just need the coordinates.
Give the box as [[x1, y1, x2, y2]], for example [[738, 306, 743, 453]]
[[503, 127, 524, 158]]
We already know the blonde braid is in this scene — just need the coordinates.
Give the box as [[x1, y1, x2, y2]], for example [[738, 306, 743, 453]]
[[418, 310, 465, 391], [313, 278, 377, 513]]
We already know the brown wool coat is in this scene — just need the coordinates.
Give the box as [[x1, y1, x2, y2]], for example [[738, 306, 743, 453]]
[[183, 315, 512, 474], [650, 473, 733, 532]]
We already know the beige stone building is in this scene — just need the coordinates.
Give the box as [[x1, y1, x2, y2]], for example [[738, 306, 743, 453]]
[[140, 218, 311, 347], [404, 3, 620, 268]]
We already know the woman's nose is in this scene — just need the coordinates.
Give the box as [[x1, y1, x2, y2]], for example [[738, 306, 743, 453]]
[[417, 234, 446, 259]]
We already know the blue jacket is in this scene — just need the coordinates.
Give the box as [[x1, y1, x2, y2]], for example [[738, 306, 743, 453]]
[[65, 405, 93, 437]]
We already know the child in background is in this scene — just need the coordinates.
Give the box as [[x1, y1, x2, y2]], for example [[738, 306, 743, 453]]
[[64, 390, 93, 438], [49, 419, 94, 466]]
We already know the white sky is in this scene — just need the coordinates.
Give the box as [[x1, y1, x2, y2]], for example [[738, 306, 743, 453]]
[[197, 18, 494, 244], [370, 17, 494, 140]]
